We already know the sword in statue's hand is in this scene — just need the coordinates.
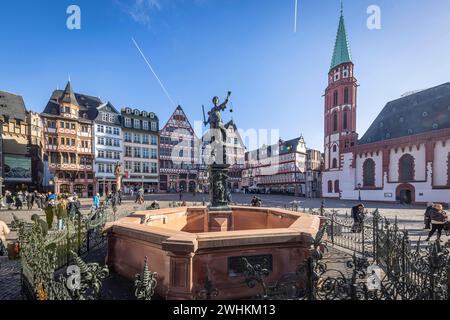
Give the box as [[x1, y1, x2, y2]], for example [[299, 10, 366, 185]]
[[202, 105, 207, 127]]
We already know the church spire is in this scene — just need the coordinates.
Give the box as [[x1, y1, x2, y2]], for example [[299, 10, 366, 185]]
[[330, 4, 352, 70]]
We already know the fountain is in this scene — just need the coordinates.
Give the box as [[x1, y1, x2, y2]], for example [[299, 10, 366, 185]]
[[104, 93, 323, 300]]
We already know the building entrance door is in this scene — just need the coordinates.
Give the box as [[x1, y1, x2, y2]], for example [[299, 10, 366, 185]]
[[400, 189, 412, 204]]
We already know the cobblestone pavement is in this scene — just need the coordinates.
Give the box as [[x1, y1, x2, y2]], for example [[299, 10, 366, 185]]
[[0, 258, 22, 300]]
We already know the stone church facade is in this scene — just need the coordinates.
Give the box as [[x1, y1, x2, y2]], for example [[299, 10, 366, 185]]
[[322, 10, 450, 205]]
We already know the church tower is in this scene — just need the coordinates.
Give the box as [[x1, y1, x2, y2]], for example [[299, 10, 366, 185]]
[[324, 7, 358, 173]]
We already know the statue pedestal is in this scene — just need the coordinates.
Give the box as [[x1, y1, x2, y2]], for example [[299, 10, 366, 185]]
[[208, 164, 231, 212]]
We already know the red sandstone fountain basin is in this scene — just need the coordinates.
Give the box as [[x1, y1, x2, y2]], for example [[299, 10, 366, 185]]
[[104, 206, 322, 300]]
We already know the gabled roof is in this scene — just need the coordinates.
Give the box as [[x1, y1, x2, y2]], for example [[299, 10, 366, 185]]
[[246, 136, 306, 160], [98, 101, 120, 114], [330, 11, 352, 70], [160, 105, 199, 140], [359, 82, 450, 145], [0, 90, 27, 121], [224, 120, 246, 149], [42, 88, 104, 121]]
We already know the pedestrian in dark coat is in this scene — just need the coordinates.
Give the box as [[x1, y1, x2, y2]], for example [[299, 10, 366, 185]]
[[35, 193, 42, 209], [68, 196, 81, 221], [26, 192, 33, 210], [45, 198, 57, 229], [351, 204, 365, 233], [424, 202, 433, 230], [5, 192, 14, 210], [426, 204, 448, 242], [15, 193, 23, 211]]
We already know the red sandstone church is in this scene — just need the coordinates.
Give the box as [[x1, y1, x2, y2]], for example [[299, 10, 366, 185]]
[[322, 10, 450, 205]]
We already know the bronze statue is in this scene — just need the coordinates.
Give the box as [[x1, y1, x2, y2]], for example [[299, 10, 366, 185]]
[[203, 92, 233, 211], [203, 91, 232, 165]]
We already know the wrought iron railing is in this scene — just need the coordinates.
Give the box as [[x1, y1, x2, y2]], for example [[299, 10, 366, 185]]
[[237, 207, 450, 300]]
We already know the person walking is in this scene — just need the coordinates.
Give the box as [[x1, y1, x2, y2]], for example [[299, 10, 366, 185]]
[[424, 202, 434, 230], [68, 196, 81, 221], [35, 192, 42, 210], [45, 196, 57, 229], [5, 191, 14, 210], [425, 203, 448, 242], [351, 204, 366, 233], [26, 192, 33, 210], [15, 192, 23, 211], [118, 190, 122, 206], [93, 193, 100, 210], [56, 197, 68, 231]]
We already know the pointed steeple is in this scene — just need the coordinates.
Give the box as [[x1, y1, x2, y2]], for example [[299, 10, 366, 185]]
[[61, 81, 78, 105], [330, 5, 352, 70]]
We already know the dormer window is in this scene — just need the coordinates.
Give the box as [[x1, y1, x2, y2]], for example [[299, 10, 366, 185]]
[[134, 110, 140, 116], [142, 112, 147, 117], [126, 108, 131, 114]]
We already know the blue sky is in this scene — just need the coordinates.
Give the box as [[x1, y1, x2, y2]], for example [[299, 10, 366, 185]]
[[1, 0, 450, 151]]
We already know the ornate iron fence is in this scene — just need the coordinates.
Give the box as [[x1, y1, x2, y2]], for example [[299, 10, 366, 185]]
[[238, 210, 450, 300], [14, 205, 110, 299]]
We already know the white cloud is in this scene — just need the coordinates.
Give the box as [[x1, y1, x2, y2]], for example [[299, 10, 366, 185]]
[[118, 0, 162, 26]]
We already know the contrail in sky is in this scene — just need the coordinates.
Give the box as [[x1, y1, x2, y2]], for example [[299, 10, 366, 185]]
[[294, 0, 298, 33], [132, 37, 177, 107]]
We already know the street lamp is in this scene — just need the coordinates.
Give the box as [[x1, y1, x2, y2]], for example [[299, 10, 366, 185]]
[[141, 175, 145, 191], [358, 183, 362, 202]]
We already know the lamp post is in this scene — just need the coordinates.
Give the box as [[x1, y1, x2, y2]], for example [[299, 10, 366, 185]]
[[358, 183, 362, 202], [141, 175, 145, 191]]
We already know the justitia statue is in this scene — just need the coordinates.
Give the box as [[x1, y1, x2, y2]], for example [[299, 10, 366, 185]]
[[114, 161, 123, 192], [203, 91, 231, 165], [203, 92, 232, 211]]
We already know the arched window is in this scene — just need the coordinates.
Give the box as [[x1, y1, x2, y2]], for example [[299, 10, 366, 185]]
[[343, 111, 348, 130], [333, 145, 337, 152], [333, 91, 338, 106], [334, 180, 340, 194], [344, 87, 349, 104], [363, 159, 376, 187], [328, 180, 333, 193], [333, 112, 338, 132], [332, 158, 338, 169], [399, 154, 415, 182]]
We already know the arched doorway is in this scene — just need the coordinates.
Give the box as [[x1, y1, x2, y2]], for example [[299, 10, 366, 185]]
[[179, 181, 187, 192], [396, 184, 415, 205]]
